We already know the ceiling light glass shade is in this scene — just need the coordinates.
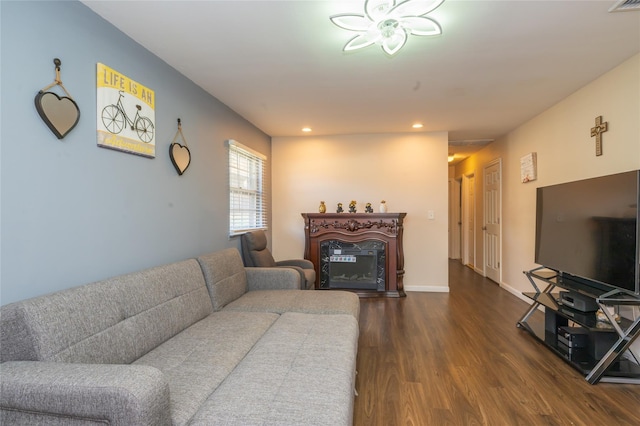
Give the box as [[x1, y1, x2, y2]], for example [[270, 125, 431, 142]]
[[330, 0, 444, 56]]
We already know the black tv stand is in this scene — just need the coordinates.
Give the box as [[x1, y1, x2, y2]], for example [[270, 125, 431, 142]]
[[517, 267, 640, 384]]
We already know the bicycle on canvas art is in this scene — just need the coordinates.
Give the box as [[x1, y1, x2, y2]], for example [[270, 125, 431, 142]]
[[101, 90, 154, 143]]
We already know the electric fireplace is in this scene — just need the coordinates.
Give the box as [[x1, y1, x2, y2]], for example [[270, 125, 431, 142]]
[[302, 213, 406, 297]]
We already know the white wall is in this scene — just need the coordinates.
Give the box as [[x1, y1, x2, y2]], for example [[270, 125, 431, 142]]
[[272, 132, 450, 291], [455, 53, 640, 297]]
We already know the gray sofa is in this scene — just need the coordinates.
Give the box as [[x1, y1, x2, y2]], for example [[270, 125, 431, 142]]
[[0, 248, 360, 425]]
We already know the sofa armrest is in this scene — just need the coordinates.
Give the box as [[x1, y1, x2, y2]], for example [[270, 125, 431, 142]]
[[245, 267, 302, 291], [276, 259, 314, 270], [0, 361, 171, 425]]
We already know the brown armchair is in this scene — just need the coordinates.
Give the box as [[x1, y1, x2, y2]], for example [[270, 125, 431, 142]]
[[240, 230, 316, 290]]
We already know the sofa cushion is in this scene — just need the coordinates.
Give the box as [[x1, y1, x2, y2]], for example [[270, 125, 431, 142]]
[[0, 259, 212, 364], [187, 312, 358, 426], [196, 249, 248, 311], [223, 289, 360, 320], [134, 310, 279, 426]]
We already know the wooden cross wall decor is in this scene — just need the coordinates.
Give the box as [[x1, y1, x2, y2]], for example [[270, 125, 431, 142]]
[[590, 115, 608, 156]]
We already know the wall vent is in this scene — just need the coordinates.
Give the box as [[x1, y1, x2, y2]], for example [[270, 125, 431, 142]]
[[609, 0, 640, 12]]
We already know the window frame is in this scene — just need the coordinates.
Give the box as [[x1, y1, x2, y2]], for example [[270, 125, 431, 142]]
[[227, 139, 267, 236]]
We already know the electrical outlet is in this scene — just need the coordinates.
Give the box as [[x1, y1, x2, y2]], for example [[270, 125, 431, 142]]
[[428, 210, 435, 220]]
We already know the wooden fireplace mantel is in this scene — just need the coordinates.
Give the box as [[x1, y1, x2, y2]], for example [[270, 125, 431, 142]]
[[302, 213, 406, 298]]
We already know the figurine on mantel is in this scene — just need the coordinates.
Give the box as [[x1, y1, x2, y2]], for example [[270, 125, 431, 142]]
[[318, 201, 326, 213], [336, 202, 344, 213], [365, 203, 373, 213], [348, 200, 357, 213]]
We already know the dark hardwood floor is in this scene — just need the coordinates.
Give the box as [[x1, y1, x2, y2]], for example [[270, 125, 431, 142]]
[[353, 260, 640, 425]]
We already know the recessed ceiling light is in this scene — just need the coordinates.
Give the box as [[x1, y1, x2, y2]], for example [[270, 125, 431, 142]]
[[302, 127, 312, 132], [412, 123, 423, 129]]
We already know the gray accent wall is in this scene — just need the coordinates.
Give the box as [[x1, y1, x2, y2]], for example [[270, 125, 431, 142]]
[[0, 1, 271, 305]]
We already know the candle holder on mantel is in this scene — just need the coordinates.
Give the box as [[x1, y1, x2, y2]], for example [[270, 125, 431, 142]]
[[379, 200, 388, 213]]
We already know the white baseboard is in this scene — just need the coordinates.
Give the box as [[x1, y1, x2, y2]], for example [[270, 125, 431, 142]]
[[405, 285, 450, 293], [499, 281, 529, 303], [500, 280, 544, 312]]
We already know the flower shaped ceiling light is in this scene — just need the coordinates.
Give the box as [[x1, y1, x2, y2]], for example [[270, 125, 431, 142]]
[[330, 0, 445, 56]]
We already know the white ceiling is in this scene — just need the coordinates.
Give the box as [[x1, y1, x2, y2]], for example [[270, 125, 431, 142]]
[[83, 0, 639, 160]]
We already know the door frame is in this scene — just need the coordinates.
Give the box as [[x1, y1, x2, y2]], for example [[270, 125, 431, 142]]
[[448, 178, 462, 259], [461, 172, 476, 268]]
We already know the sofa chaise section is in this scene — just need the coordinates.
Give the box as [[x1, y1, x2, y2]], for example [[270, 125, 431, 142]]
[[188, 312, 359, 425]]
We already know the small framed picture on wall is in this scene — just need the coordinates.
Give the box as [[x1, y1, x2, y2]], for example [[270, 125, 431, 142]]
[[520, 152, 537, 183]]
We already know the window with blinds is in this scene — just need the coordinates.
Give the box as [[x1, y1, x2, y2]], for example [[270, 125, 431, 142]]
[[227, 140, 267, 235]]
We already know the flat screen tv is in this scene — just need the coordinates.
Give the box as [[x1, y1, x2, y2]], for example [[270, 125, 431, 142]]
[[535, 170, 640, 296]]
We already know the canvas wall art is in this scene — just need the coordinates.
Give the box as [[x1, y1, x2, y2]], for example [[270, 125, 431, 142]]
[[96, 63, 156, 158]]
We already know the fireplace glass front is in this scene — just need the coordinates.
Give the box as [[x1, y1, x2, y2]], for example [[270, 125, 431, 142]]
[[320, 240, 385, 291]]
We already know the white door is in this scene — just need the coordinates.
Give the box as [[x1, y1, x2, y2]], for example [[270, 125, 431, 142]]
[[483, 159, 502, 283], [462, 173, 475, 268], [448, 178, 461, 259]]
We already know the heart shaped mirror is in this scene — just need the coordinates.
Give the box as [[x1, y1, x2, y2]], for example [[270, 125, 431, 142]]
[[35, 59, 80, 140], [169, 119, 192, 176], [35, 91, 80, 139], [170, 142, 191, 175]]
